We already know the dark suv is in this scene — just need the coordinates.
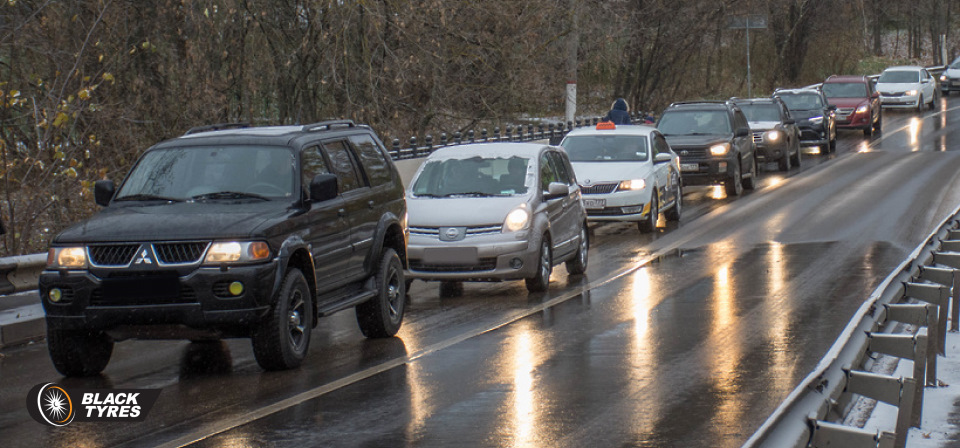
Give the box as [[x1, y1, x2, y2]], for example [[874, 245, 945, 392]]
[[821, 75, 882, 136], [730, 97, 801, 171], [39, 120, 408, 376], [773, 88, 837, 153], [657, 101, 758, 197]]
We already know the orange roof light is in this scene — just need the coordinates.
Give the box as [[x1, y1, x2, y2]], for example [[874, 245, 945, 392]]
[[596, 121, 616, 130]]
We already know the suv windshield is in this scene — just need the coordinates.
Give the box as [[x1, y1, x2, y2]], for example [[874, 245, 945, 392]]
[[778, 94, 823, 110], [561, 135, 649, 162], [822, 82, 868, 98], [412, 155, 530, 196], [738, 104, 780, 122], [116, 145, 296, 201], [878, 70, 919, 83], [658, 110, 731, 135]]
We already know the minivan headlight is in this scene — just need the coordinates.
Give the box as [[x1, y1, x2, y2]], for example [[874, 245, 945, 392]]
[[204, 241, 271, 264], [48, 247, 87, 269], [503, 207, 530, 232], [709, 143, 730, 156]]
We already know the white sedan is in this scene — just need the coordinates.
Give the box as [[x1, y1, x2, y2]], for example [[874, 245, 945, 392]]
[[876, 65, 939, 111], [559, 122, 682, 233]]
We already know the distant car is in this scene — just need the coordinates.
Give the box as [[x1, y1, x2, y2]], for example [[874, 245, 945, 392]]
[[940, 57, 960, 95], [822, 75, 882, 136], [657, 101, 758, 197], [730, 97, 801, 171], [559, 122, 682, 233], [405, 143, 588, 293], [876, 65, 938, 111], [773, 88, 837, 154]]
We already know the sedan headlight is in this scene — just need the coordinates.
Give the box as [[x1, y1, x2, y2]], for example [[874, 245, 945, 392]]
[[808, 115, 823, 124], [503, 206, 530, 232], [617, 179, 646, 191], [855, 104, 869, 113], [204, 241, 271, 264], [764, 130, 781, 142], [709, 143, 730, 156], [47, 247, 87, 269], [905, 89, 918, 97]]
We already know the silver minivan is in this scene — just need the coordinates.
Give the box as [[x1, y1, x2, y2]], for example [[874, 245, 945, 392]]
[[405, 143, 589, 293]]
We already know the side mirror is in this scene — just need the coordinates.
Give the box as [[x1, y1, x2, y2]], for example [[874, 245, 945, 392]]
[[735, 127, 750, 137], [653, 153, 672, 164], [784, 118, 796, 125], [309, 173, 339, 203], [544, 181, 569, 200], [94, 180, 115, 207]]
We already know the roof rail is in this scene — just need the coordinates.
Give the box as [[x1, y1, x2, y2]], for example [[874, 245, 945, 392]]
[[302, 119, 356, 132], [184, 122, 251, 135], [667, 100, 729, 107]]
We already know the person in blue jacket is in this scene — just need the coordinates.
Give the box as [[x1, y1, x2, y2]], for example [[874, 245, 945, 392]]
[[603, 98, 632, 124]]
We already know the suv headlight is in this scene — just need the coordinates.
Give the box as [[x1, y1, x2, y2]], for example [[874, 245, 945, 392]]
[[709, 143, 730, 156], [503, 206, 530, 232], [204, 241, 271, 264], [47, 247, 87, 269], [941, 74, 948, 81], [618, 179, 646, 191], [856, 104, 869, 113], [808, 115, 823, 124], [764, 130, 781, 142]]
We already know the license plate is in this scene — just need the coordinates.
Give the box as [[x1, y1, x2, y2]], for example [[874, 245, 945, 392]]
[[422, 247, 478, 264], [583, 198, 605, 209], [952, 81, 959, 86], [102, 276, 180, 301], [681, 163, 699, 172]]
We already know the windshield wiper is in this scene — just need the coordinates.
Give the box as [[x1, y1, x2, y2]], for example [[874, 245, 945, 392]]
[[443, 192, 496, 197], [113, 194, 183, 202], [190, 191, 270, 201]]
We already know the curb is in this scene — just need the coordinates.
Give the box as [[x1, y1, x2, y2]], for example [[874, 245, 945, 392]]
[[0, 293, 45, 349]]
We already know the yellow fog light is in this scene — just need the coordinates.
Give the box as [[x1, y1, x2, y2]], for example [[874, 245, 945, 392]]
[[49, 288, 63, 303], [228, 282, 244, 296]]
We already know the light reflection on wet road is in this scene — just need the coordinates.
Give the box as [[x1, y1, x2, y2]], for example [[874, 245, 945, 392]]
[[5, 101, 960, 447]]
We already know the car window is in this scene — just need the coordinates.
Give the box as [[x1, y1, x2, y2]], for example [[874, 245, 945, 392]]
[[733, 110, 748, 131], [412, 155, 528, 196], [658, 110, 731, 135], [349, 134, 393, 186], [738, 104, 781, 121], [322, 140, 363, 193], [301, 146, 330, 192], [778, 94, 822, 110], [822, 82, 868, 98], [561, 135, 649, 161], [548, 151, 574, 185], [652, 133, 671, 155], [878, 70, 919, 83], [540, 153, 560, 192]]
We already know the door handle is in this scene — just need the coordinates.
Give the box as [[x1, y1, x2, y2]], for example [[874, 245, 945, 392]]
[[338, 208, 346, 217], [367, 200, 375, 209]]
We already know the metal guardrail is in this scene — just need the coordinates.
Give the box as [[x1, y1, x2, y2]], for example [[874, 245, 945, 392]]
[[0, 253, 47, 295], [744, 203, 960, 448]]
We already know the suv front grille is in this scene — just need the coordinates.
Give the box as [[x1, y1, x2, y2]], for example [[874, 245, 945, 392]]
[[675, 148, 708, 158], [409, 258, 497, 272], [155, 242, 209, 264], [88, 245, 139, 266], [752, 132, 764, 144], [580, 183, 618, 195]]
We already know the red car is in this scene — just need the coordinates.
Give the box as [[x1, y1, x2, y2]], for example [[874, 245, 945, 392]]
[[821, 75, 882, 136]]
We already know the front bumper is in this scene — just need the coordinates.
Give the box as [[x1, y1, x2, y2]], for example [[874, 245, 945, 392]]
[[942, 79, 960, 92], [406, 231, 539, 281], [39, 260, 278, 335], [677, 156, 736, 186], [835, 111, 872, 129], [581, 189, 653, 222], [880, 94, 921, 108], [797, 125, 829, 147], [754, 142, 787, 162]]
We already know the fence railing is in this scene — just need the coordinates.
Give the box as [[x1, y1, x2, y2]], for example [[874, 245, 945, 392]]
[[744, 203, 959, 448]]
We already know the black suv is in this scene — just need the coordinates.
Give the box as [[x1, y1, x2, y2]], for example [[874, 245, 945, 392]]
[[730, 97, 801, 171], [39, 120, 408, 375], [773, 88, 837, 153], [657, 101, 758, 196]]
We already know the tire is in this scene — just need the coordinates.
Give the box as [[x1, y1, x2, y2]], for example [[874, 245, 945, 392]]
[[665, 182, 682, 222], [863, 123, 873, 136], [47, 327, 114, 377], [356, 248, 406, 338], [724, 162, 743, 197], [789, 141, 801, 168], [565, 223, 589, 275], [251, 268, 313, 370], [828, 133, 837, 153], [438, 280, 463, 298], [638, 194, 658, 233], [525, 236, 552, 292], [743, 157, 758, 190], [875, 112, 882, 131], [777, 151, 791, 172], [917, 95, 924, 112], [930, 90, 938, 110]]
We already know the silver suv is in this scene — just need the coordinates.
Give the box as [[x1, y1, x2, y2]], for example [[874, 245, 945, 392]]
[[405, 143, 588, 293]]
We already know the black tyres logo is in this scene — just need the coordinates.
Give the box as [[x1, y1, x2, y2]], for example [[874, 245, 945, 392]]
[[27, 383, 76, 427]]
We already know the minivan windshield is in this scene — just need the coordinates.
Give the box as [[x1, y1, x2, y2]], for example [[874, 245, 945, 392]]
[[822, 82, 868, 98], [878, 70, 919, 83], [561, 135, 649, 162], [116, 145, 296, 201], [412, 156, 531, 197], [738, 104, 780, 122], [657, 110, 731, 135]]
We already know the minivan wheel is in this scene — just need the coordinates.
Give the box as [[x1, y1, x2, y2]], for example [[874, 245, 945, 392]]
[[47, 328, 114, 377], [356, 248, 406, 338], [565, 223, 589, 275], [525, 236, 552, 292], [252, 268, 313, 370]]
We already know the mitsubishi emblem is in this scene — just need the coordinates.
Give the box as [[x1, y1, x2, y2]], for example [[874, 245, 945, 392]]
[[134, 249, 153, 265]]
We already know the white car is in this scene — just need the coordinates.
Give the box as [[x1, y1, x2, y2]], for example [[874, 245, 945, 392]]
[[559, 122, 682, 233], [876, 65, 939, 111], [940, 57, 960, 95]]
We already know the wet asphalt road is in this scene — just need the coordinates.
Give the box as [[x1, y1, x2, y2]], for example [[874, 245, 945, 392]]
[[5, 99, 960, 447]]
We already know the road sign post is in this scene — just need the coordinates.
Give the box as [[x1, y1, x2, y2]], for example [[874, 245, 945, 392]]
[[728, 14, 768, 98]]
